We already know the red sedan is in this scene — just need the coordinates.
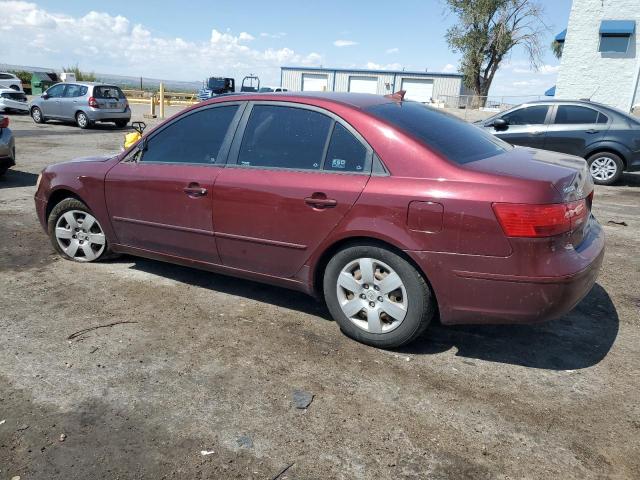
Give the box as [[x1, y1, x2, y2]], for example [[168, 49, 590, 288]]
[[34, 93, 604, 348]]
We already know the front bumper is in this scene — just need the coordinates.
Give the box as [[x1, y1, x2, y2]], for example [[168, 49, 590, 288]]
[[408, 216, 605, 325]]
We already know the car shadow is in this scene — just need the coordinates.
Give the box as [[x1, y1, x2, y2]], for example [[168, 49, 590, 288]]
[[617, 172, 640, 187], [14, 125, 130, 138], [117, 257, 618, 371], [121, 256, 331, 319], [0, 169, 38, 188], [401, 283, 618, 370]]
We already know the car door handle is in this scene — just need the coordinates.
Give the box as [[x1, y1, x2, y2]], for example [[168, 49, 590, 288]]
[[304, 196, 337, 208], [586, 129, 600, 134], [183, 184, 207, 197], [531, 130, 544, 136]]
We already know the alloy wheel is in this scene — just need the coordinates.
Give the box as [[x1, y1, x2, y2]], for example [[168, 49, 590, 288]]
[[32, 108, 42, 123], [336, 257, 408, 334], [55, 210, 106, 261], [589, 156, 618, 181], [77, 113, 88, 128]]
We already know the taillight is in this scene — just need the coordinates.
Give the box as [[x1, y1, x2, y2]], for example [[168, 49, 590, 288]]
[[493, 199, 588, 238], [88, 97, 99, 108], [0, 116, 8, 128]]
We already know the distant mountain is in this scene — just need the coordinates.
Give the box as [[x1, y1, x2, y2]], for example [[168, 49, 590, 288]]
[[0, 63, 202, 92]]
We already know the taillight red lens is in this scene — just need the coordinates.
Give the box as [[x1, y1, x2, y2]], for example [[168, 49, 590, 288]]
[[0, 116, 8, 128], [88, 97, 99, 108], [493, 199, 588, 238]]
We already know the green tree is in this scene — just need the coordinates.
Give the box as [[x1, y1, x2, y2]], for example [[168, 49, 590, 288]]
[[551, 39, 563, 59], [62, 63, 96, 82], [445, 0, 547, 104]]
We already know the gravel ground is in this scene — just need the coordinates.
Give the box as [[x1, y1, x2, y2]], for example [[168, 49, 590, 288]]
[[1, 105, 639, 479]]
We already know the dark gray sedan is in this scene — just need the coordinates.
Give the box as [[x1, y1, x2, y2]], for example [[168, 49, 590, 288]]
[[478, 100, 640, 185]]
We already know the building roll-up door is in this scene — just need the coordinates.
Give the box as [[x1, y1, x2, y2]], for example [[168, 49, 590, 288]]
[[401, 78, 434, 103], [302, 73, 329, 92], [348, 76, 378, 94]]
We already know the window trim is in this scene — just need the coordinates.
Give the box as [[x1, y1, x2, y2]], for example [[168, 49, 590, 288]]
[[128, 101, 247, 167], [549, 104, 610, 125], [226, 101, 374, 175]]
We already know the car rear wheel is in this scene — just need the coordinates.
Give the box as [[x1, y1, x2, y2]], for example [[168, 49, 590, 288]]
[[323, 244, 435, 348], [76, 111, 91, 129], [115, 120, 128, 128], [587, 152, 623, 186], [48, 198, 110, 262], [31, 106, 45, 124]]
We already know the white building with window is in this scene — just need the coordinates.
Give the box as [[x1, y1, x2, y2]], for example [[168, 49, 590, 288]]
[[280, 67, 470, 104], [555, 0, 640, 111]]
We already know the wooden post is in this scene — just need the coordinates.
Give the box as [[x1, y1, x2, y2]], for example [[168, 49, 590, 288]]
[[159, 82, 165, 119]]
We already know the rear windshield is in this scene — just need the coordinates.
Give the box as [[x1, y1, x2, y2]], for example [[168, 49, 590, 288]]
[[93, 86, 125, 99], [1, 91, 27, 101], [367, 101, 511, 164]]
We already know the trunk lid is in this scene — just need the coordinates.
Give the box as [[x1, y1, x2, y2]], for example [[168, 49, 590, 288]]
[[466, 146, 593, 246]]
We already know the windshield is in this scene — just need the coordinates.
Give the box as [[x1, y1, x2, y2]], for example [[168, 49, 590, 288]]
[[94, 86, 125, 99], [367, 101, 511, 164]]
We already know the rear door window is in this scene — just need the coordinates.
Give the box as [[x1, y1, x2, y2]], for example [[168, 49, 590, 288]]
[[141, 105, 239, 165], [237, 105, 332, 170], [501, 105, 549, 125], [63, 84, 87, 98], [323, 123, 368, 172], [554, 106, 600, 124]]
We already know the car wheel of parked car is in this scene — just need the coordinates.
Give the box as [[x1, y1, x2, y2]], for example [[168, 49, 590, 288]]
[[323, 244, 435, 348], [48, 198, 110, 262], [587, 152, 624, 186], [115, 120, 128, 128], [31, 106, 45, 124], [0, 165, 8, 177], [76, 112, 91, 129]]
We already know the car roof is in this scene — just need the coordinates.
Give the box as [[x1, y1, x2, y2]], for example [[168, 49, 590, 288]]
[[205, 91, 393, 109]]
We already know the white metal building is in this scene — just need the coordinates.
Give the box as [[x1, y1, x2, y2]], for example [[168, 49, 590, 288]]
[[280, 67, 469, 103], [555, 0, 640, 111]]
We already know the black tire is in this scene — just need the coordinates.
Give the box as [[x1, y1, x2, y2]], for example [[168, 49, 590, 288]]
[[76, 111, 91, 129], [0, 165, 8, 177], [323, 244, 435, 348], [586, 152, 624, 186], [31, 106, 45, 124], [115, 120, 128, 128], [47, 198, 112, 262]]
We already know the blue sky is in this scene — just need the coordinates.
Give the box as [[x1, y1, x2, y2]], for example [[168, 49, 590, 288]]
[[1, 0, 572, 96]]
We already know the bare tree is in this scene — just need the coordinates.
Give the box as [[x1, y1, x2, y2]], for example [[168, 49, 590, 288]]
[[445, 0, 548, 105]]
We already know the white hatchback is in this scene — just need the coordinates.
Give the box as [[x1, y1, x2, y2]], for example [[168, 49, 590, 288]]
[[0, 89, 29, 113], [0, 73, 24, 92]]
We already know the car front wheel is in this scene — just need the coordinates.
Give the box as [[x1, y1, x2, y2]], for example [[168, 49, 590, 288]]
[[587, 152, 623, 185], [48, 198, 110, 262], [323, 244, 435, 348]]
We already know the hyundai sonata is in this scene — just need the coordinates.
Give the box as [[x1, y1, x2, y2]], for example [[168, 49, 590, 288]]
[[35, 92, 604, 348]]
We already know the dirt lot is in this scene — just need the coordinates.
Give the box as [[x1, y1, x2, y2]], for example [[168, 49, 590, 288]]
[[1, 105, 639, 479]]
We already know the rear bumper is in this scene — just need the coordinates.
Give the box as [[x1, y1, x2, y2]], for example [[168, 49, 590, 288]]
[[408, 216, 605, 325], [84, 107, 131, 122]]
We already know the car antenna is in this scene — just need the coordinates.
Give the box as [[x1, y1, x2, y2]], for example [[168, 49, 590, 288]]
[[586, 86, 599, 101], [385, 90, 406, 102]]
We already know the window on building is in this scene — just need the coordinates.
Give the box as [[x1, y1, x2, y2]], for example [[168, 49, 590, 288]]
[[598, 20, 635, 53]]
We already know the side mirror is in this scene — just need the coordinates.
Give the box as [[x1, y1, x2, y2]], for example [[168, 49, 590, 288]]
[[492, 118, 509, 131], [41, 93, 50, 100]]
